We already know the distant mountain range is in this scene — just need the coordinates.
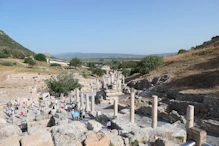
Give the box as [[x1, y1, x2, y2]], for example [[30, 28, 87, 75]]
[[53, 52, 175, 59]]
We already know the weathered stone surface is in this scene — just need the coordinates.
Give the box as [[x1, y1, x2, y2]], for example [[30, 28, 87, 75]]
[[21, 129, 53, 146], [130, 123, 186, 144], [28, 119, 50, 134], [0, 118, 6, 124], [87, 120, 102, 132], [84, 132, 110, 146], [151, 77, 160, 85], [52, 109, 68, 126], [169, 110, 186, 124], [200, 119, 219, 135], [0, 136, 20, 146], [160, 75, 169, 82], [35, 114, 44, 121], [0, 124, 22, 140], [203, 96, 219, 118], [154, 138, 179, 146], [101, 129, 124, 146], [51, 122, 87, 146], [169, 99, 207, 116]]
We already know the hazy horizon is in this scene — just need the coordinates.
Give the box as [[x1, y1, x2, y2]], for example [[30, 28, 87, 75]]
[[0, 0, 218, 54]]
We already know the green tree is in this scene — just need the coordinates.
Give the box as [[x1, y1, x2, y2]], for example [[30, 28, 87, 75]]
[[70, 58, 82, 68], [45, 73, 82, 96], [133, 56, 163, 75], [24, 57, 36, 66], [34, 53, 47, 61], [88, 62, 96, 68], [92, 68, 104, 77], [178, 49, 187, 54], [118, 61, 137, 69], [122, 69, 131, 77]]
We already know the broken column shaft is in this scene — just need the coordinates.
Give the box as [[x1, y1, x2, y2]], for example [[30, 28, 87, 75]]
[[130, 92, 135, 123], [152, 95, 158, 128]]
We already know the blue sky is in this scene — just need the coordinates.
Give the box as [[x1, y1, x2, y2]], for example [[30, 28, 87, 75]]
[[0, 0, 218, 55]]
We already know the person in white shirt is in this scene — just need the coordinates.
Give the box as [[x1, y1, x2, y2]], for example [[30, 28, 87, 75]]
[[106, 120, 111, 129], [77, 102, 80, 110], [72, 102, 75, 109], [64, 104, 68, 111]]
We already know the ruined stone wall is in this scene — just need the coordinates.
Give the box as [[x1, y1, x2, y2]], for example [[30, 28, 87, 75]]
[[203, 96, 219, 118]]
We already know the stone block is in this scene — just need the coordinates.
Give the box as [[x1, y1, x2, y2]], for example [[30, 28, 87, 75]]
[[187, 127, 206, 146]]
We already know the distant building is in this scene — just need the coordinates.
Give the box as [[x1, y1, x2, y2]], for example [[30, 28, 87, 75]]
[[46, 58, 69, 66]]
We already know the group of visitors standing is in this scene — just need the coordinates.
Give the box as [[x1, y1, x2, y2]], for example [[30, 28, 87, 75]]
[[68, 101, 86, 120]]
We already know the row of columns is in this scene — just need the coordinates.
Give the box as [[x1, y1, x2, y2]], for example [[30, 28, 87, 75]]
[[113, 93, 195, 130], [79, 90, 96, 112]]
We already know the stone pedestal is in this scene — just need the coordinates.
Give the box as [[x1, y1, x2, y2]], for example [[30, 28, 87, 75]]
[[114, 97, 118, 117], [187, 127, 207, 146], [86, 94, 90, 112], [130, 92, 135, 123], [152, 95, 158, 128], [186, 105, 194, 130]]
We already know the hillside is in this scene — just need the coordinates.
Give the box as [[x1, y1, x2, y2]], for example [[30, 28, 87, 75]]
[[129, 36, 219, 95], [0, 30, 35, 58]]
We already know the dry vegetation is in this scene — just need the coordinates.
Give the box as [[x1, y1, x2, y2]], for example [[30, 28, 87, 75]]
[[148, 46, 219, 95]]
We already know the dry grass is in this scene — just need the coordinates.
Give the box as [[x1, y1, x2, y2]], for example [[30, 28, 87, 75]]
[[143, 46, 219, 96], [164, 47, 219, 63]]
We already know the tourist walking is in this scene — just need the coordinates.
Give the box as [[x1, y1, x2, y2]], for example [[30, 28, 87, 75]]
[[64, 104, 68, 111], [71, 109, 75, 120], [106, 120, 112, 129]]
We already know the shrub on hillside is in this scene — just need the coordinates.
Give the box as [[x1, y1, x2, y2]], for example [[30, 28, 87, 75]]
[[178, 49, 187, 54], [70, 58, 82, 68], [45, 73, 82, 96], [34, 53, 47, 61], [24, 57, 36, 66], [0, 53, 9, 58], [12, 51, 25, 59], [132, 56, 163, 75], [50, 63, 61, 67], [0, 61, 16, 66]]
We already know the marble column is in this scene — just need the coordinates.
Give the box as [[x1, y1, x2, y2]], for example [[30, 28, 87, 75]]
[[91, 93, 95, 112], [186, 105, 194, 129], [97, 80, 100, 90], [114, 97, 118, 117], [108, 76, 111, 85], [122, 75, 125, 84], [152, 95, 158, 128], [80, 92, 84, 109], [112, 73, 115, 84], [118, 80, 122, 90], [130, 92, 135, 123], [76, 88, 80, 102], [86, 93, 90, 112]]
